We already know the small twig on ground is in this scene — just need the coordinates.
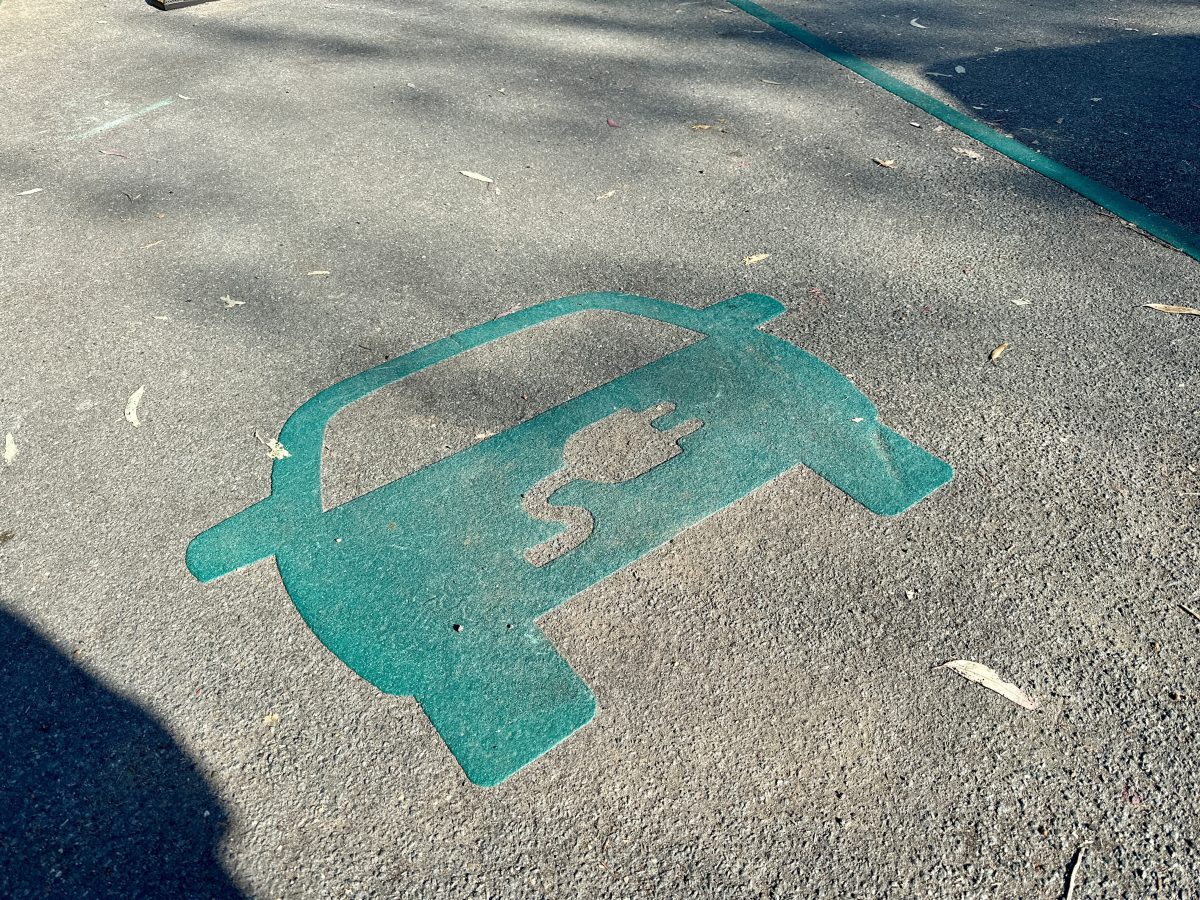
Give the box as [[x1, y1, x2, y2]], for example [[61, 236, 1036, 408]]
[[1179, 604, 1200, 625], [1093, 208, 1179, 254], [1064, 843, 1090, 900]]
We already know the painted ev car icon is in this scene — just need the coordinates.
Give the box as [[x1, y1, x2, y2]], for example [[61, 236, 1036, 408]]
[[187, 292, 952, 786]]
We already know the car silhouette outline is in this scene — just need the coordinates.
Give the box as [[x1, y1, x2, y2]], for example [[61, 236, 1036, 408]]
[[187, 292, 952, 786]]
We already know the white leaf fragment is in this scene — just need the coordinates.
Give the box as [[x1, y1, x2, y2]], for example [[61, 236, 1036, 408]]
[[255, 431, 291, 460], [3, 433, 17, 466], [459, 171, 494, 184], [938, 659, 1038, 710], [125, 386, 145, 428]]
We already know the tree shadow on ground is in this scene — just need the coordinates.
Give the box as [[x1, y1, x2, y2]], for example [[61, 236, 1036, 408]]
[[0, 607, 241, 900], [935, 34, 1200, 234]]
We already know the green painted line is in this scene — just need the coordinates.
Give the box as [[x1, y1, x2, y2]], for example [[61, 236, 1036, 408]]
[[188, 293, 952, 786], [69, 99, 175, 141], [727, 0, 1200, 264]]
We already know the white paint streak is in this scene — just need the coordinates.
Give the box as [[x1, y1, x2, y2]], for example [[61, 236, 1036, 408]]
[[71, 99, 175, 141]]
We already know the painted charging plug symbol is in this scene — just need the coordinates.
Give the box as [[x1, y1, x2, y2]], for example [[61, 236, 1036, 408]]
[[523, 403, 703, 568], [186, 292, 952, 787]]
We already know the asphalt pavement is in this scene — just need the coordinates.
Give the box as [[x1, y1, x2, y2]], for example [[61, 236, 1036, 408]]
[[1, 0, 1198, 897]]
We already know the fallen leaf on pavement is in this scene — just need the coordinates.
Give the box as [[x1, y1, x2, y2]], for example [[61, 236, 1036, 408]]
[[743, 253, 770, 265], [262, 713, 281, 726], [953, 147, 983, 160], [955, 65, 967, 74], [1064, 844, 1090, 900], [221, 296, 245, 308], [606, 118, 620, 128], [255, 431, 291, 460], [873, 158, 896, 168], [460, 171, 494, 183], [938, 659, 1038, 709], [3, 433, 16, 466], [990, 342, 1010, 362], [1143, 303, 1200, 316], [125, 386, 145, 428]]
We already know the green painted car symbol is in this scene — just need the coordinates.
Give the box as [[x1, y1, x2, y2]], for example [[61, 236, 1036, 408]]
[[187, 293, 952, 786]]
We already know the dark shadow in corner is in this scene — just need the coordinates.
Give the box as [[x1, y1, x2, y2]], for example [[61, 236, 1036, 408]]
[[0, 608, 241, 900], [935, 34, 1200, 234]]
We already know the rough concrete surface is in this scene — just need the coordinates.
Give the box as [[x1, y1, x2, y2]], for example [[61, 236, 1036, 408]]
[[0, 0, 1197, 897]]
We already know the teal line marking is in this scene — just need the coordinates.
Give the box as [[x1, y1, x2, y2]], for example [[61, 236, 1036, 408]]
[[69, 99, 174, 141], [726, 0, 1200, 264], [187, 293, 953, 786]]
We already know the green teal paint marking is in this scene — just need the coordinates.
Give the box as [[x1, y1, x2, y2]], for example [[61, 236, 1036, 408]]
[[187, 293, 952, 786], [70, 99, 175, 141], [726, 0, 1200, 264]]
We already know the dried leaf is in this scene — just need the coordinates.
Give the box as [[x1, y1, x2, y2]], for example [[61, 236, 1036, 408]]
[[596, 190, 617, 200], [221, 296, 245, 308], [606, 118, 620, 128], [953, 147, 982, 160], [3, 433, 16, 466], [262, 713, 281, 726], [125, 386, 145, 428], [17, 188, 43, 196], [743, 253, 770, 266], [690, 123, 712, 131], [460, 170, 494, 184], [990, 342, 1010, 362], [1143, 303, 1200, 316], [873, 158, 896, 168], [954, 65, 967, 74], [307, 270, 331, 276], [938, 659, 1038, 709], [254, 431, 291, 460]]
